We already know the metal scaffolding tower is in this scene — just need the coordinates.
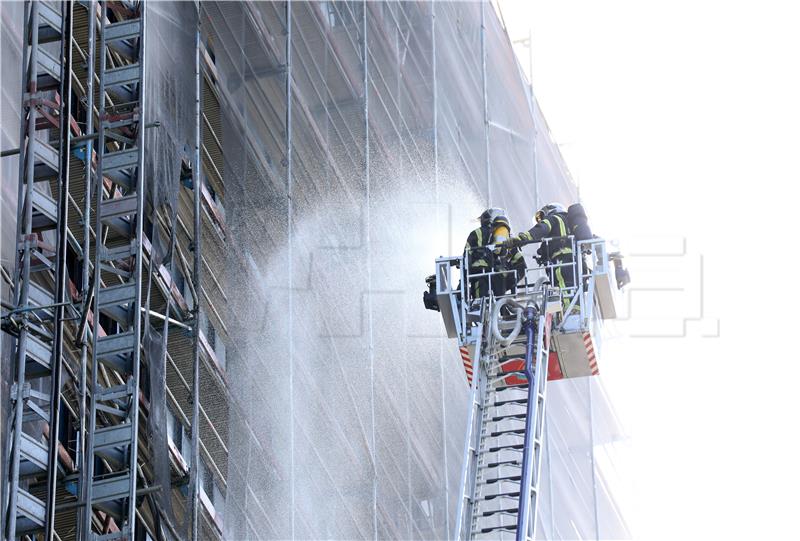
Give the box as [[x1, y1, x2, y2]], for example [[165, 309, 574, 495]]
[[3, 2, 210, 538], [82, 1, 146, 538], [3, 1, 72, 538]]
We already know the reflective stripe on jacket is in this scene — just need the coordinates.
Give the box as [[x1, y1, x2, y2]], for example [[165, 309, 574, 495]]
[[517, 212, 573, 260]]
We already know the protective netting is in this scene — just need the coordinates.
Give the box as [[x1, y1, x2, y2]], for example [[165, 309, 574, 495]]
[[196, 1, 627, 539]]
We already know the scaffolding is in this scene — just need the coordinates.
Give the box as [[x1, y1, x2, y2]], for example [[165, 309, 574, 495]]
[[2, 1, 205, 539], [4, 2, 71, 537], [82, 2, 146, 538]]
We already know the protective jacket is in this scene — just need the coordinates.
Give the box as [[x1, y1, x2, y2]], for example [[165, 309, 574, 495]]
[[464, 224, 526, 298], [464, 225, 526, 274], [515, 212, 573, 261]]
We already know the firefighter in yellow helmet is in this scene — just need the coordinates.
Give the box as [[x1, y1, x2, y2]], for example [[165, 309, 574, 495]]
[[464, 208, 526, 299]]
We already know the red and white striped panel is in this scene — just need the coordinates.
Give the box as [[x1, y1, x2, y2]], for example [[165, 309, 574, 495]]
[[459, 346, 474, 385], [583, 332, 599, 376], [544, 313, 552, 350]]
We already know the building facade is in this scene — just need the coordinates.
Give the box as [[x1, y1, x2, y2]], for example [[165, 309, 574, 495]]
[[0, 1, 629, 539]]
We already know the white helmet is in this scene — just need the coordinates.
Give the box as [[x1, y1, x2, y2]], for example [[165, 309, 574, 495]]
[[478, 207, 511, 230], [534, 202, 566, 224]]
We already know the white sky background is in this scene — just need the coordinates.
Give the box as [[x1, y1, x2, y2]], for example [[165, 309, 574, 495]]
[[497, 1, 800, 539]]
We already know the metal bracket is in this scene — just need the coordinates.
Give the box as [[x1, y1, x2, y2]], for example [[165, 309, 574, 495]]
[[10, 382, 32, 402]]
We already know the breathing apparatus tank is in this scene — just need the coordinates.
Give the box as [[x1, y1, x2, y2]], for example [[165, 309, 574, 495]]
[[566, 203, 592, 241]]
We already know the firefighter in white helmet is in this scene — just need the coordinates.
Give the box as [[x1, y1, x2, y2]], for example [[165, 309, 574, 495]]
[[503, 202, 592, 305]]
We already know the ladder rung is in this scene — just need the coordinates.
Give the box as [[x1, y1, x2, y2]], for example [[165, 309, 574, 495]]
[[490, 428, 525, 437], [29, 246, 55, 271], [99, 260, 131, 276], [101, 242, 135, 262], [495, 383, 529, 392], [94, 529, 131, 541], [108, 40, 138, 63], [23, 400, 50, 424], [482, 507, 518, 517], [96, 331, 135, 359], [103, 115, 140, 131], [28, 281, 55, 309], [32, 140, 59, 182], [99, 304, 131, 326], [103, 63, 142, 89], [101, 148, 139, 177], [475, 524, 517, 534], [91, 472, 132, 504], [35, 48, 61, 90], [95, 382, 134, 402], [104, 129, 136, 147], [99, 263, 132, 280], [105, 19, 141, 42], [100, 194, 138, 222], [482, 491, 520, 501], [24, 334, 52, 377], [15, 488, 46, 533], [29, 262, 55, 274], [484, 459, 520, 469], [98, 282, 136, 308], [105, 20, 140, 61], [37, 2, 63, 43], [94, 424, 133, 465], [34, 112, 60, 131], [30, 192, 57, 232], [491, 413, 526, 422], [25, 323, 54, 343], [96, 403, 127, 418], [494, 370, 527, 378], [494, 397, 528, 407], [100, 158, 136, 190], [19, 432, 49, 477], [483, 474, 521, 484], [488, 443, 524, 453]]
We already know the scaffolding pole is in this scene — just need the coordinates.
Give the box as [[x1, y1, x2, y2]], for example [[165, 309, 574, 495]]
[[432, 3, 451, 539], [481, 0, 491, 205], [45, 2, 74, 538], [190, 6, 203, 540], [77, 3, 96, 538], [286, 2, 296, 538], [6, 3, 39, 538]]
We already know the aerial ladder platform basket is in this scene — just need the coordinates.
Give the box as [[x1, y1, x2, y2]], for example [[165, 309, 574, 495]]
[[429, 237, 622, 540]]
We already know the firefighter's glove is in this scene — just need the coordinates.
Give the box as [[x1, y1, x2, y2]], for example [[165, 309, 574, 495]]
[[505, 236, 523, 249], [493, 243, 509, 257]]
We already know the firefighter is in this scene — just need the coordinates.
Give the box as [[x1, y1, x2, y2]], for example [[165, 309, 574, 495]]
[[503, 202, 583, 305], [464, 208, 526, 299]]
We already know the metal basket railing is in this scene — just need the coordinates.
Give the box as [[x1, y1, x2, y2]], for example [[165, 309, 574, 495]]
[[435, 236, 610, 343]]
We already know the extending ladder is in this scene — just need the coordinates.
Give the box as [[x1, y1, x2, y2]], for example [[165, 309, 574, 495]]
[[437, 237, 621, 540], [82, 1, 147, 538], [456, 295, 553, 541], [4, 1, 72, 538]]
